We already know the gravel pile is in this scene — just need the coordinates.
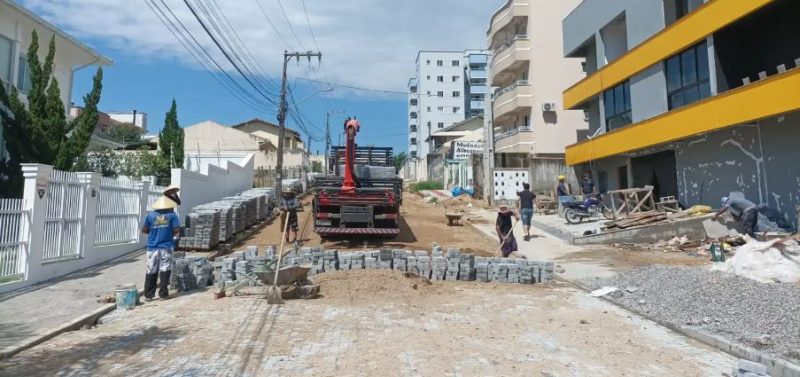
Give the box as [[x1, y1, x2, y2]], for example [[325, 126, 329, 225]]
[[583, 265, 800, 363]]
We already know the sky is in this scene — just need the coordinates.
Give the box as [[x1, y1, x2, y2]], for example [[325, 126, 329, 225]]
[[20, 0, 506, 154]]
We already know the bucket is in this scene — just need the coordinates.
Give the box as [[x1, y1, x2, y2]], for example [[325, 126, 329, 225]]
[[120, 284, 140, 305], [115, 285, 138, 310]]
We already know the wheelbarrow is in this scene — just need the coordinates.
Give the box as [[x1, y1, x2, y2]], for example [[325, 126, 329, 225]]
[[255, 265, 319, 300], [445, 212, 464, 226]]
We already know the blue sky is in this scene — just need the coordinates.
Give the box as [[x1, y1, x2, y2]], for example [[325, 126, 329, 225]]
[[26, 0, 505, 154]]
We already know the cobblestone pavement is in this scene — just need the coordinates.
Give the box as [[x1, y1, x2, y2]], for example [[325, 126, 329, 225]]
[[0, 250, 145, 351], [0, 270, 735, 377]]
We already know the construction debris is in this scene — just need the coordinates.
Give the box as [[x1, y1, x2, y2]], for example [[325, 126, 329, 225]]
[[603, 211, 667, 230], [711, 238, 800, 283]]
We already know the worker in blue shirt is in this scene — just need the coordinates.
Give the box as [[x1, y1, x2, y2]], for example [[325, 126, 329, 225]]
[[141, 196, 181, 301]]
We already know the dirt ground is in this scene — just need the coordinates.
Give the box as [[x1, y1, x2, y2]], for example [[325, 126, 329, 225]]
[[243, 192, 498, 256], [0, 270, 735, 377]]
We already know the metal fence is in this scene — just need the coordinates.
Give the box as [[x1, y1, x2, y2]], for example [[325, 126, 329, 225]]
[[95, 177, 141, 246], [42, 170, 86, 261], [148, 184, 167, 208], [0, 199, 28, 281]]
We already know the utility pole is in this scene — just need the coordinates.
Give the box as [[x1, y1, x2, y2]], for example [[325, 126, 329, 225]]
[[325, 112, 330, 176], [275, 51, 322, 196]]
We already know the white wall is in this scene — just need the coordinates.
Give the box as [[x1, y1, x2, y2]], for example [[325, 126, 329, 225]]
[[172, 153, 255, 225], [108, 111, 148, 132]]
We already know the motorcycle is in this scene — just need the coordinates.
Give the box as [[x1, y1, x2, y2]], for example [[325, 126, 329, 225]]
[[564, 195, 614, 224]]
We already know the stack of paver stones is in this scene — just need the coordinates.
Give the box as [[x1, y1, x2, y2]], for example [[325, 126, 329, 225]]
[[733, 359, 771, 377], [195, 244, 555, 291], [170, 253, 214, 292], [179, 190, 274, 251]]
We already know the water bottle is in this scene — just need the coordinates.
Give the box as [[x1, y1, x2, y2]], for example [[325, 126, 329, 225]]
[[709, 243, 719, 262]]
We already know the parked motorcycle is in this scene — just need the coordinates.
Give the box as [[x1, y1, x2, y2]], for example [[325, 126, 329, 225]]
[[564, 195, 614, 224]]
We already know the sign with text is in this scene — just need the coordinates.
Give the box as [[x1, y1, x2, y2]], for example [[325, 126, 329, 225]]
[[452, 142, 483, 160]]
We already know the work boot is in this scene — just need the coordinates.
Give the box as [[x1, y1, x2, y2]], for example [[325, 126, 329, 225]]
[[158, 270, 171, 299], [144, 273, 158, 299]]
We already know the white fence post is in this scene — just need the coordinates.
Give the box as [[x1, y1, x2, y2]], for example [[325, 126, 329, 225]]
[[20, 164, 53, 281], [77, 172, 100, 256], [135, 180, 150, 245]]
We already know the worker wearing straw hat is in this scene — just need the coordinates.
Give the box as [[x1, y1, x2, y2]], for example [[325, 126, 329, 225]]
[[163, 184, 181, 205], [141, 196, 181, 301], [496, 203, 520, 257]]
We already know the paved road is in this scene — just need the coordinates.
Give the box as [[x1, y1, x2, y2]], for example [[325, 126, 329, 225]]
[[0, 270, 735, 376], [0, 251, 145, 352]]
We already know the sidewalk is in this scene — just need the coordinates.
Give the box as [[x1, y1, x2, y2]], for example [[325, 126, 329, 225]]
[[467, 208, 617, 281], [0, 250, 146, 357]]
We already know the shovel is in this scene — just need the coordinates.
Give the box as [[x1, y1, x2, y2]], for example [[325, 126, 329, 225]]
[[266, 212, 292, 304]]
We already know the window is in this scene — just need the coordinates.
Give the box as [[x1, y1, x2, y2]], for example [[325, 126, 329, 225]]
[[410, 151, 417, 158], [453, 107, 461, 113], [410, 124, 417, 132], [410, 112, 418, 119], [452, 91, 460, 98], [437, 106, 444, 112], [436, 60, 443, 66], [603, 81, 632, 131], [426, 60, 431, 65], [426, 106, 431, 112], [665, 41, 710, 110], [0, 36, 12, 85], [426, 75, 430, 80], [17, 56, 32, 94], [452, 75, 459, 82], [452, 60, 460, 67], [523, 115, 529, 128], [410, 99, 417, 106], [437, 122, 444, 129], [437, 76, 444, 82], [437, 91, 444, 97], [674, 0, 689, 19], [410, 138, 417, 145]]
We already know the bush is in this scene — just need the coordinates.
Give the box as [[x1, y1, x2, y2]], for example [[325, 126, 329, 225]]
[[410, 180, 443, 192]]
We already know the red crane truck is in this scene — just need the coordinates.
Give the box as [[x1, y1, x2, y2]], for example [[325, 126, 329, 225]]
[[312, 118, 403, 238]]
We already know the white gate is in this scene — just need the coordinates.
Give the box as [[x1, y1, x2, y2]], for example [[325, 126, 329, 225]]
[[493, 169, 530, 202], [0, 199, 28, 281], [95, 177, 141, 246], [43, 170, 86, 261]]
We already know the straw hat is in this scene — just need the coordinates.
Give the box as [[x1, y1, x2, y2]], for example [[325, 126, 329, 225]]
[[282, 186, 295, 194], [151, 196, 177, 210], [163, 185, 180, 195]]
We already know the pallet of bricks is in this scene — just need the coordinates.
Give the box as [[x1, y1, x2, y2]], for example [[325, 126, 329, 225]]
[[178, 190, 273, 251], [169, 251, 215, 292]]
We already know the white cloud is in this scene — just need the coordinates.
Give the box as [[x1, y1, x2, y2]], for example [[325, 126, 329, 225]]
[[20, 0, 505, 94]]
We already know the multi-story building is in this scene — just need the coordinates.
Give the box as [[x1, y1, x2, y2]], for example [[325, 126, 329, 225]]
[[486, 0, 588, 194], [406, 50, 490, 181], [562, 0, 800, 226], [108, 110, 148, 132], [464, 50, 490, 118]]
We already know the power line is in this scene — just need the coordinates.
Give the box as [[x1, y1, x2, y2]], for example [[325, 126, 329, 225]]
[[147, 0, 274, 113], [296, 77, 468, 99], [182, 0, 279, 106], [300, 0, 320, 52], [276, 0, 306, 49], [253, 0, 292, 49]]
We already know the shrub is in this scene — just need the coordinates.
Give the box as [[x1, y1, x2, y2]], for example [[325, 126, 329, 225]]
[[410, 180, 443, 192]]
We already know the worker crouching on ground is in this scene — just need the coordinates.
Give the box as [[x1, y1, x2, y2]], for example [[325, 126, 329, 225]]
[[281, 188, 300, 243], [516, 183, 537, 241], [714, 195, 759, 237], [141, 196, 181, 301], [496, 204, 520, 257]]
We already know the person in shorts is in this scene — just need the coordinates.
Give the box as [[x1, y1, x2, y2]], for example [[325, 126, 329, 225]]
[[280, 188, 300, 243], [141, 196, 181, 301], [516, 183, 536, 241]]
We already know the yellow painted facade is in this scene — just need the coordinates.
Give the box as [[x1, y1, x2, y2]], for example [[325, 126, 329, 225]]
[[563, 0, 775, 109], [565, 69, 800, 165]]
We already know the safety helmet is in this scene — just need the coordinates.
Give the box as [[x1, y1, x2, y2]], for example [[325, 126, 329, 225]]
[[558, 175, 566, 181]]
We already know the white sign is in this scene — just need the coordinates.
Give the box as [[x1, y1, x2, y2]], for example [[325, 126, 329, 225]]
[[452, 142, 483, 160]]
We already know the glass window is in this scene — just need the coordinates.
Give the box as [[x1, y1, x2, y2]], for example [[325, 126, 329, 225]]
[[437, 91, 443, 97], [681, 48, 697, 86], [17, 56, 31, 94], [453, 107, 460, 113], [0, 36, 12, 84], [452, 91, 460, 97], [603, 81, 632, 131], [452, 60, 460, 66], [452, 76, 459, 82], [436, 60, 443, 66], [437, 122, 444, 128], [665, 41, 711, 110]]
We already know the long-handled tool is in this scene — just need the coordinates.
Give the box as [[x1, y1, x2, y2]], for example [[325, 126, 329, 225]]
[[495, 217, 520, 257], [266, 213, 292, 304]]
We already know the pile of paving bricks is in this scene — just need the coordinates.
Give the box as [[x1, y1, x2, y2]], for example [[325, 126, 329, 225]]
[[179, 190, 274, 251], [170, 253, 214, 292]]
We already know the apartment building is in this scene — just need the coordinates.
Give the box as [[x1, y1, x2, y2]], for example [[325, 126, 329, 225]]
[[486, 0, 588, 195], [562, 0, 800, 226], [407, 50, 490, 181]]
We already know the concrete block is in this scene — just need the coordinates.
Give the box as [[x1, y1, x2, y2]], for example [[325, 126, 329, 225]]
[[737, 360, 768, 375]]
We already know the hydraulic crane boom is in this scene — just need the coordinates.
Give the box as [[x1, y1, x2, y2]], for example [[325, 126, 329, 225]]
[[341, 118, 360, 193]]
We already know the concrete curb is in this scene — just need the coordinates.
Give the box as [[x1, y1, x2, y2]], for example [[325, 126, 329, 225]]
[[559, 277, 800, 377], [0, 290, 143, 361], [530, 219, 576, 244]]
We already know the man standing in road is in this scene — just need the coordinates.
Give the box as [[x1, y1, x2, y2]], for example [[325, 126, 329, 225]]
[[517, 183, 536, 241], [713, 194, 759, 237], [141, 196, 181, 301], [581, 172, 596, 196], [281, 188, 300, 243]]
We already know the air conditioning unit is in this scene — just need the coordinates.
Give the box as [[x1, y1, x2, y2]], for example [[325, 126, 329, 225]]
[[542, 102, 557, 112]]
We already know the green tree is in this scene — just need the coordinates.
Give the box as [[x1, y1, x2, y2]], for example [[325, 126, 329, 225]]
[[311, 160, 323, 173], [159, 99, 183, 169], [0, 30, 103, 197], [105, 123, 143, 144], [394, 151, 407, 173]]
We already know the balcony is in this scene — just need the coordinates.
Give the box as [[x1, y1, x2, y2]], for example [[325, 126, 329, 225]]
[[494, 126, 534, 154], [491, 35, 530, 86], [470, 101, 486, 110], [469, 54, 488, 66], [487, 0, 530, 44], [493, 80, 533, 119], [470, 85, 488, 95], [470, 68, 488, 80]]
